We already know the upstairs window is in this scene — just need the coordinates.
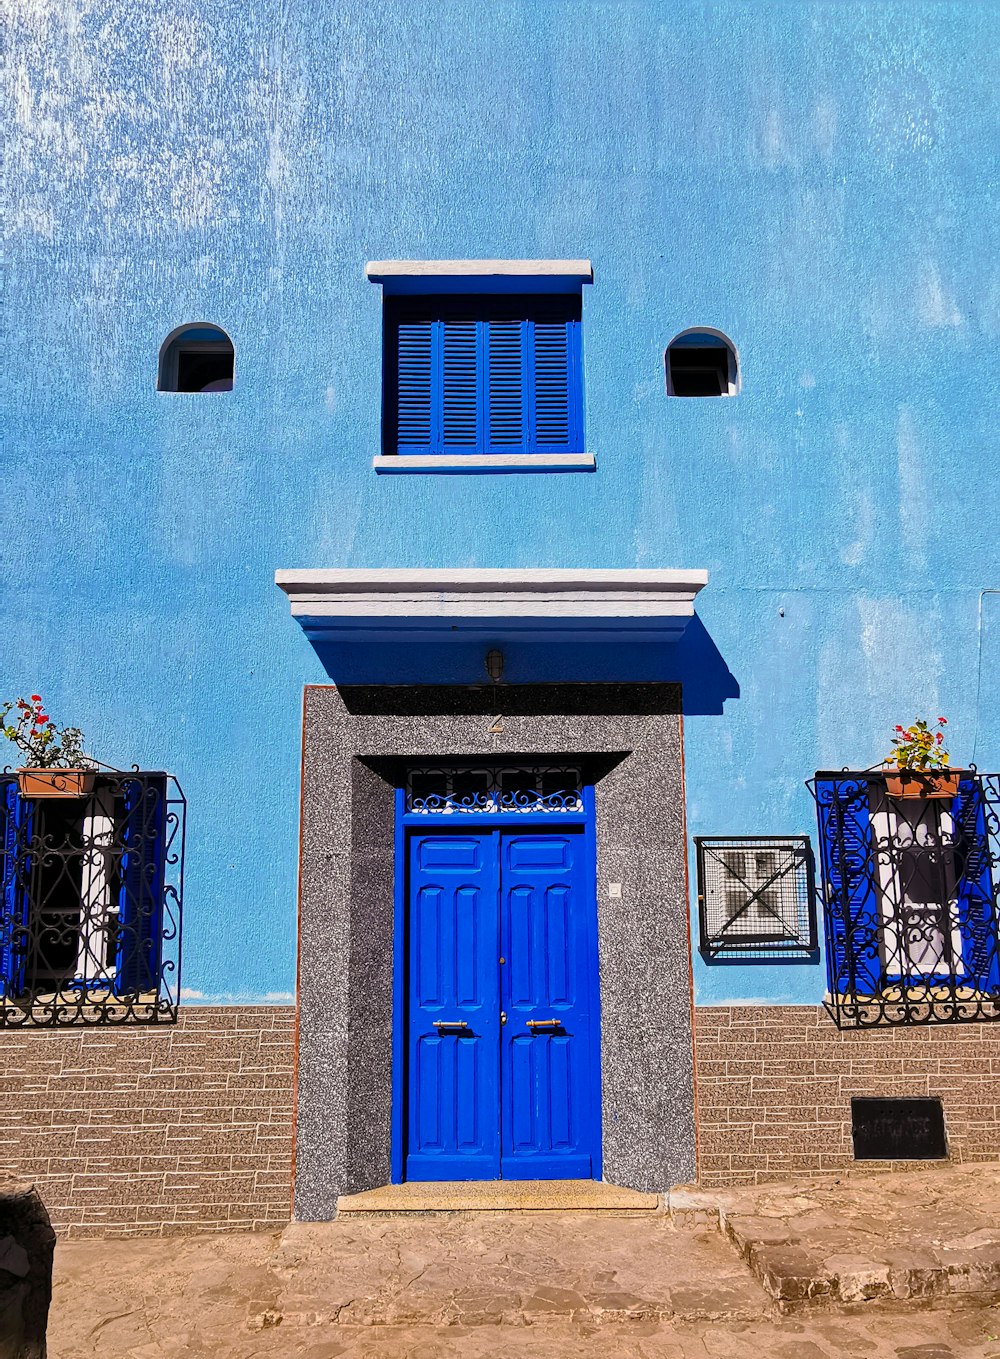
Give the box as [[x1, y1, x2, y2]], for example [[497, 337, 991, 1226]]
[[382, 295, 583, 457], [158, 324, 234, 392], [666, 329, 739, 397]]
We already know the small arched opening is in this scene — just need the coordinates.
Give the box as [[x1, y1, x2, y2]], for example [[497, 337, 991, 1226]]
[[158, 323, 235, 393], [665, 328, 739, 397]]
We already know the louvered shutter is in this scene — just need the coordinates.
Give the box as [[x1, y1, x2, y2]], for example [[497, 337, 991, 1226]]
[[116, 774, 166, 995], [1, 782, 32, 999], [532, 316, 574, 450], [953, 776, 1000, 991], [441, 320, 479, 448], [814, 777, 882, 996], [394, 319, 434, 452], [487, 319, 525, 447], [385, 295, 582, 457]]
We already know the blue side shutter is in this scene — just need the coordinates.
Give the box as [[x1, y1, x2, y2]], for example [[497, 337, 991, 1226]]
[[117, 775, 166, 994], [531, 315, 575, 452], [394, 314, 434, 454], [814, 777, 882, 996], [1, 783, 32, 999], [952, 776, 1000, 991]]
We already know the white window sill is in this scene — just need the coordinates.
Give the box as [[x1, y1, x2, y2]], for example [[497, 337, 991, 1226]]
[[372, 453, 596, 474]]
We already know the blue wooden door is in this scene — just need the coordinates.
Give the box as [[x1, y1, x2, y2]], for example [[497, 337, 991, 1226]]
[[406, 824, 598, 1181], [406, 832, 501, 1179], [500, 827, 597, 1179]]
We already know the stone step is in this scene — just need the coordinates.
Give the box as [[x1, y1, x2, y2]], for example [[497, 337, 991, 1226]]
[[336, 1179, 662, 1216], [273, 1212, 771, 1327], [669, 1164, 1000, 1314]]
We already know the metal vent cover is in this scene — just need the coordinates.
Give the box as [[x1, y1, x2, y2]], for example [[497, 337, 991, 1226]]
[[696, 836, 817, 959]]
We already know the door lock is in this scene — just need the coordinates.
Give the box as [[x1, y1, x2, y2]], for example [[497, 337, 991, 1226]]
[[500, 1011, 507, 1025]]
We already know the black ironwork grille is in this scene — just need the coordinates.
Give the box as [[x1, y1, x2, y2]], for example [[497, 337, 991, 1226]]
[[811, 770, 1000, 1028], [405, 764, 583, 815], [696, 836, 817, 959], [0, 772, 184, 1026]]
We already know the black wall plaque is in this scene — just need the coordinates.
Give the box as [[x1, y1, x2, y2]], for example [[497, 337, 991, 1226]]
[[851, 1097, 947, 1160]]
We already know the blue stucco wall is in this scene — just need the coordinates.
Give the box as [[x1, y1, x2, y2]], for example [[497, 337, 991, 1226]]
[[4, 1, 998, 1004]]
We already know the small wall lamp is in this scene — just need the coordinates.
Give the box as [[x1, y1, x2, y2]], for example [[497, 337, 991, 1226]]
[[485, 649, 505, 683]]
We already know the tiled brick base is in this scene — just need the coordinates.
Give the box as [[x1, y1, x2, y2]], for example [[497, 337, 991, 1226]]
[[694, 1005, 1000, 1186], [0, 1007, 295, 1236]]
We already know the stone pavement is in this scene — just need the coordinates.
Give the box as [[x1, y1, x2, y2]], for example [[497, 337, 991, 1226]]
[[671, 1162, 1000, 1312], [49, 1206, 1000, 1358]]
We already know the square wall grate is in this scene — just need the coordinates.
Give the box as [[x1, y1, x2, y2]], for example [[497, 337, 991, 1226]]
[[696, 836, 817, 960]]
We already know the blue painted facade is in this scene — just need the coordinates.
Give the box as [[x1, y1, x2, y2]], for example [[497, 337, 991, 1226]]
[[5, 1, 998, 1009]]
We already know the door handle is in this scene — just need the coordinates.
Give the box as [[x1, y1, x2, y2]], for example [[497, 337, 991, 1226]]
[[432, 1020, 468, 1030], [526, 1018, 561, 1029]]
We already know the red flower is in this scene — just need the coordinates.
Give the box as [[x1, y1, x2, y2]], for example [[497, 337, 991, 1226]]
[[936, 732, 943, 743], [895, 725, 904, 731], [37, 714, 48, 723], [938, 717, 948, 724], [30, 695, 42, 703]]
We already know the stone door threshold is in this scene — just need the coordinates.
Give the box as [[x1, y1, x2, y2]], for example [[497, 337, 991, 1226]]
[[336, 1179, 662, 1216]]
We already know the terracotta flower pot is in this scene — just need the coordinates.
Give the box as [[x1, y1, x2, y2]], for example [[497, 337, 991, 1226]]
[[17, 768, 96, 799], [883, 768, 964, 800]]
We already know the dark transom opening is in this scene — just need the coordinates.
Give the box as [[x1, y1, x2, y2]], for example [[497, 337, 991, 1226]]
[[668, 345, 729, 397]]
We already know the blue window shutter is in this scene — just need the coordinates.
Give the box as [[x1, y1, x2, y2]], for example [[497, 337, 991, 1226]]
[[486, 319, 525, 447], [394, 318, 435, 452], [386, 295, 583, 457], [1, 783, 32, 999], [531, 317, 574, 450], [953, 776, 1000, 991], [441, 319, 480, 449], [814, 777, 882, 996], [116, 775, 166, 995]]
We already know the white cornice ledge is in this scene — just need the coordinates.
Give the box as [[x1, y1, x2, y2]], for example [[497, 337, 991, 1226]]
[[275, 568, 708, 638], [366, 260, 593, 281]]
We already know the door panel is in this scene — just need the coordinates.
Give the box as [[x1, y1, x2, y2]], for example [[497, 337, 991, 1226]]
[[500, 828, 596, 1178], [406, 833, 500, 1180], [405, 821, 599, 1182]]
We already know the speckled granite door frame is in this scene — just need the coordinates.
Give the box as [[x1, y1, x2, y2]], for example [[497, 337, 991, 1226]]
[[294, 683, 694, 1220]]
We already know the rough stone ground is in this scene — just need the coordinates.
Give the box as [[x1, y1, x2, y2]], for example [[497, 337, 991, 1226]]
[[673, 1163, 1000, 1311], [49, 1211, 1000, 1359]]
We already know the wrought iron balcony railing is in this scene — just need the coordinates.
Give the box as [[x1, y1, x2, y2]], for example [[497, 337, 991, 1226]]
[[0, 772, 184, 1026], [810, 769, 1000, 1028]]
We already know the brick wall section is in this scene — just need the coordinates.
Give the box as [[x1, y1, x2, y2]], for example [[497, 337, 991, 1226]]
[[694, 1005, 1000, 1187], [0, 1007, 295, 1236]]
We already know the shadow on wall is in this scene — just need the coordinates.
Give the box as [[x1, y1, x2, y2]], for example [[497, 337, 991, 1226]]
[[305, 614, 738, 716], [665, 615, 740, 717]]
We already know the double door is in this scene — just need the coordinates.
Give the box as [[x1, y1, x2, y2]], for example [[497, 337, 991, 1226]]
[[406, 825, 599, 1180]]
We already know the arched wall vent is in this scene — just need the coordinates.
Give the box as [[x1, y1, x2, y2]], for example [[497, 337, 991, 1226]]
[[666, 328, 739, 397], [158, 324, 234, 393]]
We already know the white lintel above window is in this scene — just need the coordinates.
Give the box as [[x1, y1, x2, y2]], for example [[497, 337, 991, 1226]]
[[365, 259, 593, 296]]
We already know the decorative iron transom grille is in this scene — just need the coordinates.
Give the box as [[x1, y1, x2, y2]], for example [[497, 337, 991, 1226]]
[[405, 765, 584, 815], [696, 836, 817, 959], [0, 772, 184, 1026], [811, 771, 1000, 1029]]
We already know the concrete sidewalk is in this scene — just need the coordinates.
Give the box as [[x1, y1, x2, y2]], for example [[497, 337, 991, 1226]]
[[47, 1164, 1000, 1358]]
